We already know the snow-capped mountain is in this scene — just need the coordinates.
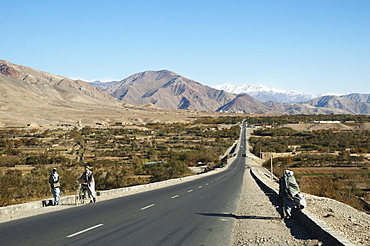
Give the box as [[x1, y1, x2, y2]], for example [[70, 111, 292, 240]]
[[86, 80, 120, 90], [213, 84, 285, 94], [213, 83, 319, 103]]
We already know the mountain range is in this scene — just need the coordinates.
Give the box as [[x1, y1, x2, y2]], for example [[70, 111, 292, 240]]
[[86, 80, 121, 90], [1, 59, 370, 129], [213, 83, 319, 103], [104, 70, 238, 111], [97, 70, 370, 115], [213, 84, 370, 114]]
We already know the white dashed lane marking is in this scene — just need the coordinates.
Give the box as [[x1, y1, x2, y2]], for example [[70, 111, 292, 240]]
[[140, 204, 155, 210], [66, 224, 104, 238]]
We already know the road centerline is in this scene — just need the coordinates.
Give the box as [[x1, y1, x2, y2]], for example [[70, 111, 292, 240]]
[[140, 204, 155, 210], [66, 224, 104, 238], [171, 195, 179, 199]]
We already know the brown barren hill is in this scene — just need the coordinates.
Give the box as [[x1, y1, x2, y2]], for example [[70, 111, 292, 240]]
[[0, 60, 213, 128]]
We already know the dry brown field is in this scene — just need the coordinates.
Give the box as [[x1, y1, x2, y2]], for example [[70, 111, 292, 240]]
[[0, 165, 34, 175], [290, 167, 365, 174], [289, 166, 370, 210]]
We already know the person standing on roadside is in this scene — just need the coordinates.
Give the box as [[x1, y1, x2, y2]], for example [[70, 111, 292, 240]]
[[76, 165, 96, 203], [279, 170, 301, 220], [49, 168, 61, 205]]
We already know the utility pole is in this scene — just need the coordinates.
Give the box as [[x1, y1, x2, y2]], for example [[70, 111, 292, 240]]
[[270, 152, 273, 180], [260, 148, 261, 159]]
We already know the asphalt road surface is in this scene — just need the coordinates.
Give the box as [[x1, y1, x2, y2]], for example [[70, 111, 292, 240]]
[[0, 127, 248, 246]]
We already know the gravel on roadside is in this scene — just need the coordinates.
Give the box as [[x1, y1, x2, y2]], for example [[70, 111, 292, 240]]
[[232, 168, 324, 246], [248, 162, 370, 246]]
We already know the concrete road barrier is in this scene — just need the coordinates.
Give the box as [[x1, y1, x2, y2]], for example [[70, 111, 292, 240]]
[[0, 152, 238, 217]]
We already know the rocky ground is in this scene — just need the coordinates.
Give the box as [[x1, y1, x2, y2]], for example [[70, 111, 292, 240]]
[[305, 195, 370, 245], [232, 169, 324, 246]]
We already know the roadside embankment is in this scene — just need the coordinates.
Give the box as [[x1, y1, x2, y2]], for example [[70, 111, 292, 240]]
[[250, 166, 359, 246]]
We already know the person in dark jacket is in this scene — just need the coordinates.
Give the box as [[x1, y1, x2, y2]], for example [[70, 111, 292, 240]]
[[76, 165, 96, 203], [48, 168, 60, 205]]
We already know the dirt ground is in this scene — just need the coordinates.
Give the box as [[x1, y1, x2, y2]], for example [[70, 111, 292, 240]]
[[246, 165, 370, 246], [0, 97, 244, 129], [232, 169, 324, 246], [282, 123, 355, 132]]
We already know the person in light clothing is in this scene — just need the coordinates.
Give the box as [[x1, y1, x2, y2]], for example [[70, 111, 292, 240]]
[[76, 165, 96, 203], [278, 170, 303, 219], [49, 168, 61, 205]]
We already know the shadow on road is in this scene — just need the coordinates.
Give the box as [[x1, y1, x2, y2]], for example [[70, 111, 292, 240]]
[[197, 212, 280, 220], [197, 169, 325, 243], [249, 169, 325, 242]]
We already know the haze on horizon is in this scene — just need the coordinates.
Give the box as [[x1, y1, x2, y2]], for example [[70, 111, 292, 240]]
[[1, 0, 369, 95]]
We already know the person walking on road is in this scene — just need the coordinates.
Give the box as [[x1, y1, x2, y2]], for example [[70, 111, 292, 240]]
[[279, 170, 302, 220], [49, 168, 61, 205], [76, 165, 96, 203]]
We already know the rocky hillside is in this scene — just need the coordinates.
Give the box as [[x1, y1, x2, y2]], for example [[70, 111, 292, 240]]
[[0, 60, 236, 129], [304, 95, 370, 115], [0, 60, 115, 104], [0, 60, 126, 128], [104, 70, 236, 111], [342, 93, 370, 103], [217, 94, 271, 113], [263, 101, 350, 115]]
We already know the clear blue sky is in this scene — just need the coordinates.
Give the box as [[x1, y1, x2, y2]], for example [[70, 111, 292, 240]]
[[2, 0, 369, 94]]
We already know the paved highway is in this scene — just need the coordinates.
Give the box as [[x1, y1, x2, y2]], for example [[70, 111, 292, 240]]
[[0, 125, 248, 246]]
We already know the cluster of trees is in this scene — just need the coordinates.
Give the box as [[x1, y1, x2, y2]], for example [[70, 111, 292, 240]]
[[250, 128, 370, 160], [247, 114, 370, 126], [0, 165, 78, 206], [194, 116, 245, 125], [0, 117, 240, 206]]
